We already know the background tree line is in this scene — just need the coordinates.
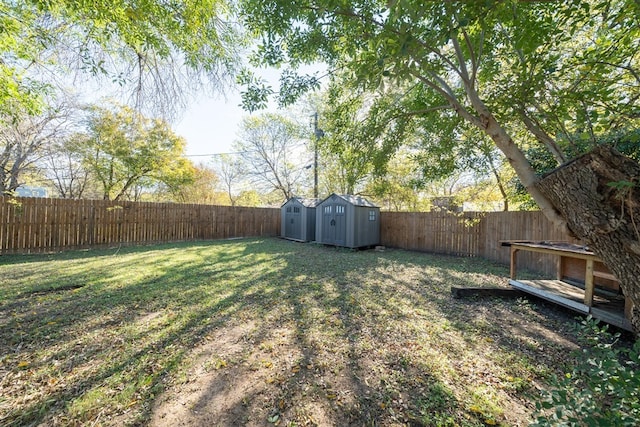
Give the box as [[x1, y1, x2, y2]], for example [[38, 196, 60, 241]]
[[0, 0, 535, 211], [1, 94, 526, 211]]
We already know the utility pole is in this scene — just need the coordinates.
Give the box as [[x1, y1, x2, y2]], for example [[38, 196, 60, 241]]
[[313, 112, 324, 199]]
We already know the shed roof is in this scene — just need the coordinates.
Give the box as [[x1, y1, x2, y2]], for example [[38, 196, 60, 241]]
[[282, 197, 320, 208], [320, 193, 379, 208]]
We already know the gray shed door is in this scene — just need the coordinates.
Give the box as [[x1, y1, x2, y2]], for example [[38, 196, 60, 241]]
[[285, 206, 302, 240], [321, 203, 346, 245]]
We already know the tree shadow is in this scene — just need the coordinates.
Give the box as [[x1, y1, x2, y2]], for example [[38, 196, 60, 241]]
[[0, 239, 583, 426]]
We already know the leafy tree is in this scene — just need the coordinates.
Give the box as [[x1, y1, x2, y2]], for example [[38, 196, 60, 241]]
[[234, 113, 309, 202], [455, 130, 518, 212], [1, 0, 243, 118], [0, 2, 48, 117], [162, 163, 227, 205], [70, 104, 193, 201], [455, 176, 508, 212], [365, 150, 426, 211], [316, 82, 415, 195], [235, 189, 262, 207], [318, 84, 519, 211], [239, 0, 640, 331]]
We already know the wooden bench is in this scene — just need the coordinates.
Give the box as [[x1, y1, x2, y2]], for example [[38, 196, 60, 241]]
[[503, 241, 632, 331]]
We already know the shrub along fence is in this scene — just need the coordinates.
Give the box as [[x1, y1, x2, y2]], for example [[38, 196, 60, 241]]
[[1, 196, 574, 275]]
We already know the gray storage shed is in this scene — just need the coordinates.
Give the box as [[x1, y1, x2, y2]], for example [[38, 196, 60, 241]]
[[316, 194, 380, 248], [281, 197, 319, 242]]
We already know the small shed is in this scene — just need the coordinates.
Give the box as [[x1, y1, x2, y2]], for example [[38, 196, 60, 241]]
[[281, 197, 319, 242], [316, 193, 380, 248]]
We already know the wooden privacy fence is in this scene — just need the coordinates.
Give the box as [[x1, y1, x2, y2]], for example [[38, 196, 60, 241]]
[[380, 210, 577, 276], [1, 196, 575, 275], [0, 197, 281, 254]]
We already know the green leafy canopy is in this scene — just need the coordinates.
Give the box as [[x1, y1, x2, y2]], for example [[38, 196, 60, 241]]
[[239, 0, 639, 159], [1, 0, 245, 117]]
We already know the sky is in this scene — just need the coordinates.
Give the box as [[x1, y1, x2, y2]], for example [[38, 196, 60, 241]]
[[174, 65, 325, 161], [70, 60, 327, 163], [174, 90, 246, 159], [77, 78, 251, 162]]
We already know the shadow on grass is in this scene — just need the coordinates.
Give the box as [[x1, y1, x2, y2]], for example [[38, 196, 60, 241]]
[[0, 238, 581, 426]]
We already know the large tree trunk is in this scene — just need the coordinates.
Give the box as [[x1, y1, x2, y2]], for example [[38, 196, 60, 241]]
[[536, 145, 640, 333]]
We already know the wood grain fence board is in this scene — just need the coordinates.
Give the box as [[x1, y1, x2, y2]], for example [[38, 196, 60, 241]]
[[140, 202, 147, 243], [65, 199, 72, 248], [68, 199, 76, 248], [38, 199, 49, 252], [28, 198, 36, 251], [172, 204, 178, 241], [2, 199, 8, 251], [175, 203, 182, 240], [151, 201, 159, 242], [8, 199, 16, 252], [0, 199, 5, 252], [95, 202, 103, 245], [30, 198, 37, 251], [22, 198, 31, 251], [13, 199, 22, 251], [24, 198, 32, 251], [35, 198, 43, 252], [77, 199, 84, 249], [64, 199, 71, 248], [44, 198, 53, 250], [16, 198, 24, 251], [103, 202, 111, 245]]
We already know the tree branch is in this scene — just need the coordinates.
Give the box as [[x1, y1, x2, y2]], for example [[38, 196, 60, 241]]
[[407, 68, 483, 129], [451, 32, 471, 87], [519, 110, 567, 164]]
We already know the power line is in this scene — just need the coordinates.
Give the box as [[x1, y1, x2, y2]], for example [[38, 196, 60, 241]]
[[183, 151, 247, 157]]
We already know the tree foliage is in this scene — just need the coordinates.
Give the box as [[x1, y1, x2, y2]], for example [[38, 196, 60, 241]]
[[365, 150, 426, 211], [43, 136, 93, 199], [213, 153, 245, 206], [156, 162, 227, 204], [532, 317, 640, 426], [316, 81, 415, 194], [1, 0, 243, 118], [239, 0, 639, 224], [315, 77, 522, 210], [69, 104, 193, 201], [0, 2, 49, 117]]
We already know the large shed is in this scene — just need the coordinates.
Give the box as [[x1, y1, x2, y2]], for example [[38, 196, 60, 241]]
[[281, 197, 319, 242], [316, 193, 380, 248]]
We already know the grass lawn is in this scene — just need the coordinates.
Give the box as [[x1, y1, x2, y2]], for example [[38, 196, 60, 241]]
[[0, 238, 586, 426]]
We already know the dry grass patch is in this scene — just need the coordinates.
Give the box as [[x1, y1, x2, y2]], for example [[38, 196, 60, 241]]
[[0, 238, 590, 426]]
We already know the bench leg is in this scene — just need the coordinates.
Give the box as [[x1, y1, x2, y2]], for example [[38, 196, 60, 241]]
[[510, 248, 518, 279], [584, 259, 594, 307]]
